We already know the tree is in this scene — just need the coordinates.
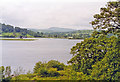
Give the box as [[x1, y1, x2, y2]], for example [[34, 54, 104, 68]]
[[15, 27, 21, 32], [0, 66, 5, 80], [13, 67, 25, 77], [33, 61, 46, 73], [89, 36, 120, 80], [91, 1, 120, 35], [5, 66, 11, 77], [33, 60, 65, 77], [48, 68, 60, 77], [68, 35, 120, 80], [47, 60, 65, 71], [68, 1, 120, 80]]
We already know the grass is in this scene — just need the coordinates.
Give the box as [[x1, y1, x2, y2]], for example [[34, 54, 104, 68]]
[[0, 38, 37, 41]]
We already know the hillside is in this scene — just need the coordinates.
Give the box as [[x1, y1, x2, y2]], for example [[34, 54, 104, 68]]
[[29, 27, 76, 33], [0, 23, 93, 39], [0, 23, 42, 38]]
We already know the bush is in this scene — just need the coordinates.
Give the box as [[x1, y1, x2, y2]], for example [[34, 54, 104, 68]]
[[37, 68, 49, 77], [47, 60, 65, 71], [48, 68, 60, 77], [34, 61, 46, 73]]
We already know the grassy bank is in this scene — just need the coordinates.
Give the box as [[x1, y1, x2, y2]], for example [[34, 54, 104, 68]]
[[0, 38, 37, 41]]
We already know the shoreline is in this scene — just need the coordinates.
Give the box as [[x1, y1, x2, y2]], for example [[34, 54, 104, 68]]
[[0, 37, 84, 41], [0, 38, 37, 41]]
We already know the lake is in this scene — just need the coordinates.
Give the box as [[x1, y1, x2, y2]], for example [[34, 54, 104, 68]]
[[1, 38, 83, 73]]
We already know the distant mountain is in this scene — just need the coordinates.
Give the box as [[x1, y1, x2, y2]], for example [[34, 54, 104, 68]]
[[29, 27, 76, 33]]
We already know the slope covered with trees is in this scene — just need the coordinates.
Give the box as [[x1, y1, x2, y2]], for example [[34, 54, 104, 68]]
[[0, 23, 43, 38]]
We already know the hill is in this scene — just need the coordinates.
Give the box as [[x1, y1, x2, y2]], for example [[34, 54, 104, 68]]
[[29, 27, 76, 33], [0, 23, 43, 38]]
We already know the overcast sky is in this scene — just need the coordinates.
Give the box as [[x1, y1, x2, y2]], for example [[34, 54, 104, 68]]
[[0, 0, 117, 29]]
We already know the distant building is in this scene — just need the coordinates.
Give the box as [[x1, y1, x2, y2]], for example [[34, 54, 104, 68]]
[[68, 37, 73, 39]]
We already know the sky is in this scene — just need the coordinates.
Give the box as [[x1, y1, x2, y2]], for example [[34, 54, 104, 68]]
[[0, 0, 117, 30]]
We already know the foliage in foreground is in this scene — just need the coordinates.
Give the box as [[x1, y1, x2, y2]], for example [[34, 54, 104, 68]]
[[68, 35, 120, 80]]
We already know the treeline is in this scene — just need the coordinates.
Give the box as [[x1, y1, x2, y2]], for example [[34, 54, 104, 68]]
[[0, 23, 43, 38], [0, 23, 93, 39], [43, 30, 93, 39]]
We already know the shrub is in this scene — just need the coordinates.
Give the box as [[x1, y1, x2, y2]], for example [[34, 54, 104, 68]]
[[47, 60, 65, 71]]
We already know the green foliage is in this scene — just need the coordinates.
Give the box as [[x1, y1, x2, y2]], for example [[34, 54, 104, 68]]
[[0, 38, 36, 41], [47, 60, 65, 71], [43, 30, 93, 39], [5, 66, 11, 77], [1, 23, 43, 38], [36, 66, 60, 77], [1, 24, 14, 33], [91, 1, 120, 36], [1, 33, 15, 37], [0, 66, 5, 80], [37, 67, 49, 77], [0, 66, 12, 81], [68, 35, 120, 80], [33, 60, 64, 77], [33, 61, 46, 73], [48, 68, 60, 77], [86, 2, 120, 80]]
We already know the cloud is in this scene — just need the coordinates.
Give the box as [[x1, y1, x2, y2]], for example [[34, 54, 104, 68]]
[[0, 0, 109, 29]]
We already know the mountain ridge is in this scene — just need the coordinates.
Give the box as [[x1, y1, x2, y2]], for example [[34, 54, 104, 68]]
[[29, 27, 77, 33]]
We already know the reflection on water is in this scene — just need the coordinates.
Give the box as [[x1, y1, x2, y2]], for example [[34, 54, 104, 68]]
[[2, 38, 83, 72]]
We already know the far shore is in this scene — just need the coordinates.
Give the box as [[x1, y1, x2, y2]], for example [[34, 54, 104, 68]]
[[0, 37, 84, 41], [0, 38, 37, 41]]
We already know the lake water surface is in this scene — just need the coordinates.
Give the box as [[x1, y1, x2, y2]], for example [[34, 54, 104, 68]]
[[2, 38, 83, 72]]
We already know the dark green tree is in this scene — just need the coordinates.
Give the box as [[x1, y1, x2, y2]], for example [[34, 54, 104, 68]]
[[15, 27, 21, 32], [34, 61, 42, 73], [33, 61, 47, 73], [47, 60, 65, 71], [68, 1, 120, 80], [91, 1, 120, 36], [68, 35, 120, 80]]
